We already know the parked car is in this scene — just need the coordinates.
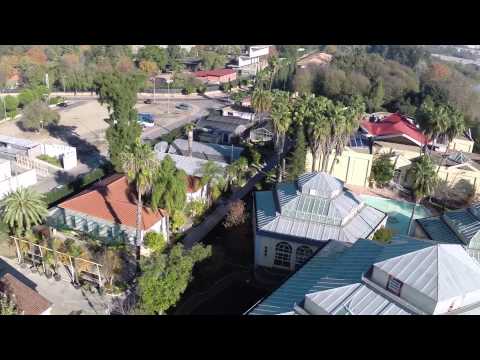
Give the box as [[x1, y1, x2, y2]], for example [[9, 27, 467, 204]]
[[176, 103, 192, 111], [57, 101, 69, 107], [144, 99, 153, 104]]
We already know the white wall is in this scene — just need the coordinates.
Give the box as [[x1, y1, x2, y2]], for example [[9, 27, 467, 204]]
[[249, 46, 270, 58], [41, 144, 77, 170], [254, 233, 319, 271], [0, 160, 11, 181], [222, 108, 255, 121], [0, 169, 37, 199], [186, 185, 207, 202]]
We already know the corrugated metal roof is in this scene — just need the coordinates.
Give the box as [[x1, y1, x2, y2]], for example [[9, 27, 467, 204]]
[[0, 134, 40, 149], [416, 217, 463, 244], [255, 173, 385, 244], [305, 283, 412, 315], [249, 237, 431, 315], [375, 244, 480, 305], [156, 153, 227, 177], [168, 139, 243, 163], [444, 209, 480, 244]]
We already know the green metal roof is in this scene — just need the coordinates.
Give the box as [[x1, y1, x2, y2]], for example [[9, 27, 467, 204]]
[[248, 236, 433, 315]]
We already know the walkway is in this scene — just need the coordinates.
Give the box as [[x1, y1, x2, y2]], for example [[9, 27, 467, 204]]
[[182, 143, 291, 249]]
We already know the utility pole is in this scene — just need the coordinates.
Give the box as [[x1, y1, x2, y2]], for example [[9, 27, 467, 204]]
[[166, 79, 173, 114], [152, 76, 156, 104]]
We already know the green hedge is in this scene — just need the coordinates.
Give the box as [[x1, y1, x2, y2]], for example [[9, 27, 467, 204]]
[[46, 167, 112, 206]]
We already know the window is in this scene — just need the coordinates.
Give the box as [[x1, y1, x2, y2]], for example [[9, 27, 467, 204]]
[[274, 242, 292, 268], [295, 246, 313, 269], [264, 246, 268, 257], [386, 275, 403, 296]]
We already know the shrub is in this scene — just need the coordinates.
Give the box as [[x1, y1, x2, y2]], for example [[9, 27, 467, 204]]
[[373, 227, 393, 243], [48, 96, 63, 105], [371, 154, 394, 187], [37, 154, 62, 168], [171, 210, 187, 233], [223, 200, 247, 228], [196, 85, 207, 94], [144, 232, 166, 254], [4, 95, 19, 112]]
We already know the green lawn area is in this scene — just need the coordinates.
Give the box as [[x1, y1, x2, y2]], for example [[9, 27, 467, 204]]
[[37, 154, 62, 168]]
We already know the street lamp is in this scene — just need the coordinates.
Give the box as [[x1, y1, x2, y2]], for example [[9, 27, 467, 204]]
[[166, 79, 173, 114]]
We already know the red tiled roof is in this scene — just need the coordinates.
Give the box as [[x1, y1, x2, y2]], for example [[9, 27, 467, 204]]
[[194, 68, 236, 78], [58, 174, 166, 230], [0, 273, 51, 315], [360, 113, 430, 146]]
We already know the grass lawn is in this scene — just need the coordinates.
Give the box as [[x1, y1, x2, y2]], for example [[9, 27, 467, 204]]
[[38, 154, 62, 168]]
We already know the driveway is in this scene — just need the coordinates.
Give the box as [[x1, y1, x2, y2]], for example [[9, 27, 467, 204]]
[[0, 256, 111, 315]]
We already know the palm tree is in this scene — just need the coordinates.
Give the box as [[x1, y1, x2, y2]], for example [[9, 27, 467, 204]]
[[270, 90, 293, 181], [416, 98, 449, 153], [251, 88, 272, 124], [200, 160, 225, 205], [407, 155, 438, 235], [119, 139, 157, 263], [268, 55, 279, 90], [0, 187, 48, 236], [184, 123, 195, 157], [437, 106, 465, 174], [305, 96, 331, 172]]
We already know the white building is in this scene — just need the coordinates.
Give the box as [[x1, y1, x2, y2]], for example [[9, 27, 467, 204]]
[[0, 158, 38, 199], [229, 45, 271, 76], [253, 172, 387, 272]]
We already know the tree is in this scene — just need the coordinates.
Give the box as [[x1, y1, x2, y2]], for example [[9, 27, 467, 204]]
[[251, 88, 272, 123], [373, 227, 393, 243], [270, 90, 293, 180], [371, 154, 395, 187], [223, 200, 247, 228], [101, 248, 123, 289], [151, 155, 188, 217], [268, 55, 279, 90], [200, 160, 225, 204], [305, 96, 330, 171], [407, 155, 438, 235], [137, 243, 212, 314], [286, 126, 307, 181], [139, 60, 158, 77], [95, 72, 143, 171], [416, 97, 449, 151], [368, 78, 384, 112], [199, 51, 227, 70], [184, 123, 195, 157], [119, 139, 158, 264], [143, 232, 166, 254], [0, 187, 48, 236], [137, 46, 168, 71], [226, 157, 249, 188], [22, 100, 60, 131], [4, 95, 18, 113], [0, 293, 17, 315]]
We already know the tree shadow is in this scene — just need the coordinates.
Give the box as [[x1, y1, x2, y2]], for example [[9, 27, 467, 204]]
[[46, 124, 109, 170]]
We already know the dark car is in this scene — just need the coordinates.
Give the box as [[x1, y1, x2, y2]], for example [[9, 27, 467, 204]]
[[176, 103, 192, 111], [57, 101, 69, 107], [144, 99, 153, 104]]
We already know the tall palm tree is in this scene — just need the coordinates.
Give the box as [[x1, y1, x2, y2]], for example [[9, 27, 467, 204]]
[[416, 98, 448, 153], [270, 90, 293, 181], [119, 139, 157, 263], [305, 96, 330, 172], [0, 188, 48, 236], [437, 106, 465, 173], [200, 160, 225, 205], [251, 88, 272, 124], [268, 55, 279, 90], [184, 123, 195, 157], [407, 155, 438, 235]]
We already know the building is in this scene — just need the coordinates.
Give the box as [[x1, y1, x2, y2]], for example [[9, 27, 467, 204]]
[[0, 134, 77, 170], [250, 120, 274, 143], [47, 174, 169, 247], [156, 151, 227, 177], [0, 158, 37, 199], [360, 113, 430, 148], [228, 46, 271, 76], [248, 235, 480, 315], [196, 115, 253, 145], [193, 68, 237, 84], [221, 105, 255, 121], [296, 51, 332, 69], [305, 135, 373, 187], [0, 273, 52, 315], [166, 139, 244, 164], [253, 172, 387, 271]]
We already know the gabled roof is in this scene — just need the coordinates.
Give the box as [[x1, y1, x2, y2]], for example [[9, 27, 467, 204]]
[[361, 113, 430, 147], [248, 236, 432, 315], [0, 273, 52, 315], [168, 138, 243, 163], [156, 152, 227, 177], [58, 174, 166, 230]]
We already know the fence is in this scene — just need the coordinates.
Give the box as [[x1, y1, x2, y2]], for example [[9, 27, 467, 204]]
[[11, 236, 104, 288], [16, 155, 51, 177]]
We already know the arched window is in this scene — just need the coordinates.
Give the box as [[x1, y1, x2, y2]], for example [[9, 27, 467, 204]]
[[274, 242, 292, 268], [295, 245, 313, 269]]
